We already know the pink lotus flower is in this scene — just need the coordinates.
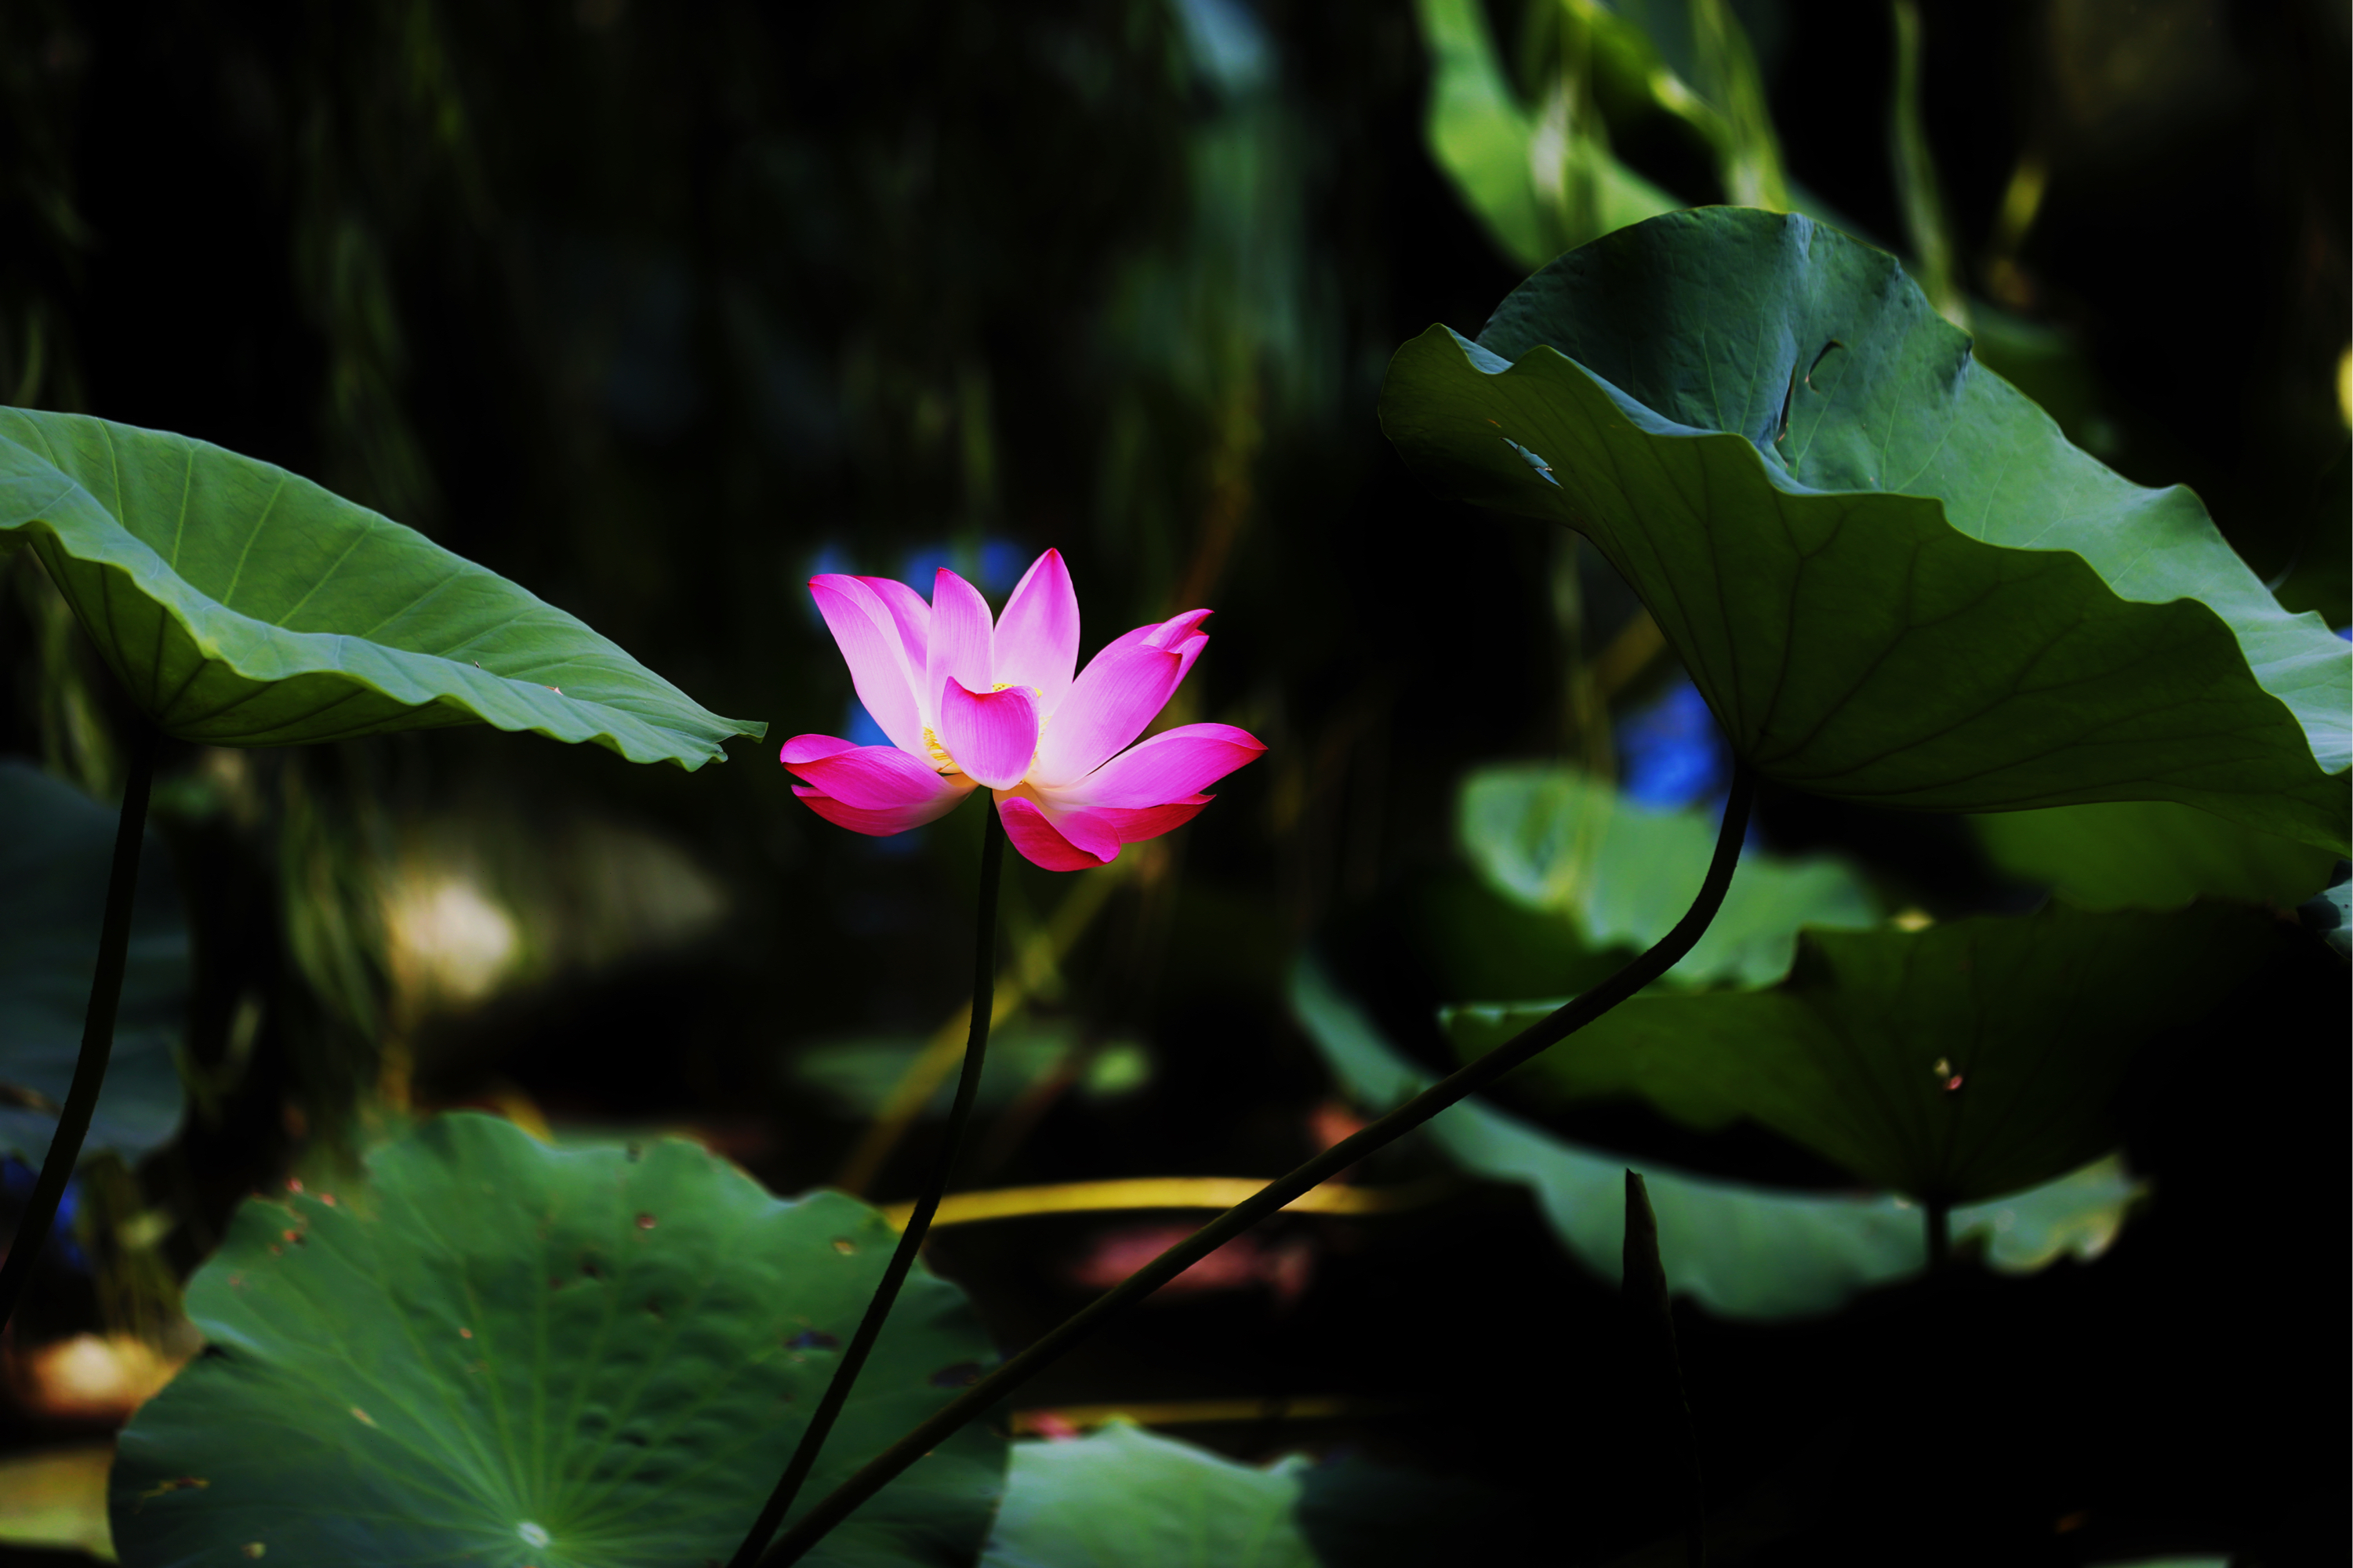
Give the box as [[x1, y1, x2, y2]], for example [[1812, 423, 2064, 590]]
[[782, 550, 1265, 871]]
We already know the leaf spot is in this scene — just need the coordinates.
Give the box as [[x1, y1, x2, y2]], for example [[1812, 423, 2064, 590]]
[[137, 1475, 209, 1504], [786, 1329, 840, 1351], [459, 1327, 473, 1339], [350, 1407, 376, 1427], [241, 1544, 266, 1559], [635, 1212, 656, 1230], [831, 1238, 856, 1255]]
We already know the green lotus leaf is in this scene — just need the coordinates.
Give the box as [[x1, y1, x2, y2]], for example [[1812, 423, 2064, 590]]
[[1973, 798, 2338, 911], [1378, 208, 2351, 853], [1291, 957, 2131, 1319], [1447, 905, 2281, 1203], [111, 1113, 1004, 1567], [1460, 763, 1877, 988], [0, 411, 764, 767], [982, 1424, 1525, 1568], [0, 760, 188, 1167], [982, 1423, 1316, 1568]]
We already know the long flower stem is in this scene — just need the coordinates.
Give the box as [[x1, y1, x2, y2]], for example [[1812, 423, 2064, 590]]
[[728, 802, 1010, 1568], [761, 764, 1759, 1566], [0, 721, 159, 1335]]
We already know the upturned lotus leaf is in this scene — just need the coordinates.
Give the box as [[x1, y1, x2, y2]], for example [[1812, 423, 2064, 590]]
[[1379, 209, 2351, 853], [0, 411, 762, 768]]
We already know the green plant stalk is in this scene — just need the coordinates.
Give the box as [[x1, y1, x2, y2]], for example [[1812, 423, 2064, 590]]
[[761, 764, 1759, 1566], [0, 720, 158, 1334], [728, 803, 1009, 1568]]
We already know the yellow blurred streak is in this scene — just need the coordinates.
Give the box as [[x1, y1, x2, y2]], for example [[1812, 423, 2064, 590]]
[[475, 1079, 554, 1143], [833, 859, 1128, 1196], [0, 1443, 115, 1559], [1588, 609, 1665, 703], [879, 1174, 1465, 1231], [2336, 344, 2351, 428], [1008, 1396, 1407, 1436]]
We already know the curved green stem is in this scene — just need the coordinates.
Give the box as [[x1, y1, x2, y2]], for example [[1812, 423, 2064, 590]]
[[761, 764, 1759, 1566], [728, 802, 1009, 1568], [0, 721, 159, 1334]]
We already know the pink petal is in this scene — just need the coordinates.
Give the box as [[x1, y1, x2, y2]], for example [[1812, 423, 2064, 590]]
[[937, 681, 1041, 790], [794, 782, 973, 836], [924, 568, 996, 720], [1093, 794, 1212, 844], [993, 549, 1080, 712], [1032, 610, 1215, 786], [1054, 724, 1265, 810], [780, 735, 964, 812], [996, 795, 1114, 871], [1145, 608, 1213, 650], [858, 575, 933, 664], [809, 576, 928, 757]]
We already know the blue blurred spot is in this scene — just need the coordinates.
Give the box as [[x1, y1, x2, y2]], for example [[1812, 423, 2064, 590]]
[[842, 698, 889, 750], [1616, 678, 1730, 810], [1171, 0, 1273, 96], [903, 540, 1026, 598], [2, 1156, 89, 1273], [2336, 625, 2350, 641], [979, 539, 1027, 595], [902, 543, 953, 590]]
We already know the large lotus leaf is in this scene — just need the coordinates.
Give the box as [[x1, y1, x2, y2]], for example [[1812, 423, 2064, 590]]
[[1972, 799, 2337, 911], [0, 411, 763, 767], [111, 1113, 1004, 1567], [1447, 905, 2280, 1203], [1460, 763, 1876, 988], [1291, 958, 2133, 1319], [982, 1423, 1316, 1568], [1378, 208, 2351, 853], [0, 760, 188, 1167]]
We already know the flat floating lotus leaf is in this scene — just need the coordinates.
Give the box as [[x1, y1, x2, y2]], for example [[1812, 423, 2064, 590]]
[[1973, 799, 2337, 911], [1460, 763, 1876, 988], [0, 411, 764, 768], [982, 1424, 1523, 1568], [111, 1114, 1004, 1568], [1291, 958, 2130, 1319], [0, 760, 188, 1167], [1448, 905, 2281, 1203], [982, 1423, 1316, 1568], [1380, 209, 2351, 853]]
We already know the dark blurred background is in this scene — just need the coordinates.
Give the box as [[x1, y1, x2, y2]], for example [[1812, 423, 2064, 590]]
[[0, 1, 2344, 1563]]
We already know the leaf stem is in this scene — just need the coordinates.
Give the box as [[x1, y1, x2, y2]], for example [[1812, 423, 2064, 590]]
[[759, 764, 1758, 1566], [0, 720, 159, 1335], [728, 801, 1009, 1568]]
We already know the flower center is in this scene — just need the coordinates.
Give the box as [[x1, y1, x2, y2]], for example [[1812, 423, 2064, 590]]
[[922, 725, 960, 775]]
